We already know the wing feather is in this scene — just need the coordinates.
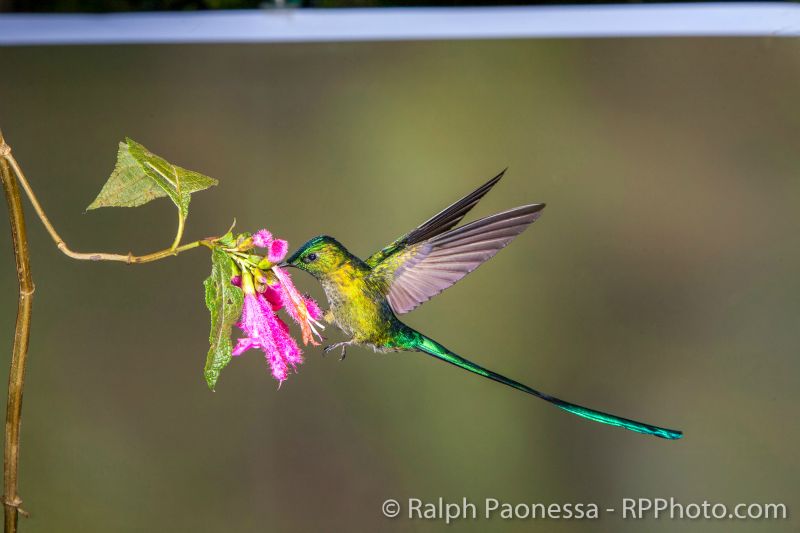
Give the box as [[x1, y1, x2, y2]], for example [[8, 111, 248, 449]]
[[373, 204, 545, 314], [405, 168, 507, 245], [365, 170, 505, 267]]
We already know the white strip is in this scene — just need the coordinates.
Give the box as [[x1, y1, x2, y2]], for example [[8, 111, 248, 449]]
[[1, 4, 799, 46]]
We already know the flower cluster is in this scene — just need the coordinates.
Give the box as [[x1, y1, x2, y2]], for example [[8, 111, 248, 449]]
[[225, 229, 324, 385]]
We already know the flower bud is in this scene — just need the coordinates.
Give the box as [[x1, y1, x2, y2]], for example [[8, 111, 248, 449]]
[[235, 233, 252, 249], [252, 229, 273, 248], [254, 269, 269, 286], [268, 239, 289, 263]]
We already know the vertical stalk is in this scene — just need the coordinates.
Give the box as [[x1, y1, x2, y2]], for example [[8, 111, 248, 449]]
[[0, 133, 33, 533], [0, 130, 216, 533], [170, 211, 185, 251]]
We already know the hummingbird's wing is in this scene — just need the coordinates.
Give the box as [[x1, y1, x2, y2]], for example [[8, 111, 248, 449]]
[[365, 169, 506, 269], [370, 203, 545, 314]]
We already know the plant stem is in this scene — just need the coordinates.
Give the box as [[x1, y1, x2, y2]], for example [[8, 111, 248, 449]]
[[0, 131, 218, 533], [171, 211, 186, 251], [2, 144, 214, 263], [0, 132, 33, 533]]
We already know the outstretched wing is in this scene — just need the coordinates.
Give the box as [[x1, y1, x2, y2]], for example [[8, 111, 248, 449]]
[[365, 169, 506, 268], [371, 204, 545, 314]]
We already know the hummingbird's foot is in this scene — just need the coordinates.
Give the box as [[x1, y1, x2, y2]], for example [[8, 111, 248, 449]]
[[323, 341, 351, 360]]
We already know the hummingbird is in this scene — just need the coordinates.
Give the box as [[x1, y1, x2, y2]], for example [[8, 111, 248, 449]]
[[283, 170, 682, 440]]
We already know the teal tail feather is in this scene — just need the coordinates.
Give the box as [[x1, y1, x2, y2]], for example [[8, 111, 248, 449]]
[[411, 333, 683, 440]]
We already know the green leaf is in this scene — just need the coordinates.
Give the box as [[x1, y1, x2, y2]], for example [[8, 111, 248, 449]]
[[217, 230, 236, 248], [203, 248, 244, 390], [87, 138, 218, 218]]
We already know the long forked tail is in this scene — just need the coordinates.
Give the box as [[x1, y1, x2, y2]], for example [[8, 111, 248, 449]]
[[412, 333, 683, 440]]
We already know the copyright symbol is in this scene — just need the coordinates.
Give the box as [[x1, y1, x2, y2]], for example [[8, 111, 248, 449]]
[[382, 499, 400, 518]]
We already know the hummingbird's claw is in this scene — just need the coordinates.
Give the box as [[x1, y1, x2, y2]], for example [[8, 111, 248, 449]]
[[322, 341, 349, 360]]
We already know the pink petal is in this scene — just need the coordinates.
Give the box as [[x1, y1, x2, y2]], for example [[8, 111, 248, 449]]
[[238, 293, 266, 339], [263, 284, 284, 311], [259, 293, 304, 381], [272, 266, 322, 346], [230, 275, 242, 287], [275, 314, 290, 334], [273, 315, 303, 366], [266, 349, 289, 383], [272, 267, 302, 324], [268, 239, 289, 263], [252, 229, 273, 249], [304, 297, 323, 320], [232, 337, 258, 356]]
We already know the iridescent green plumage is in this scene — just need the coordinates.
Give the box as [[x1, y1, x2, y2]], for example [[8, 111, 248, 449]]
[[285, 171, 682, 440]]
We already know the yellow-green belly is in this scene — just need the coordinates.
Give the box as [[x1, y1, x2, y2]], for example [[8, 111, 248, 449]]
[[320, 263, 398, 346]]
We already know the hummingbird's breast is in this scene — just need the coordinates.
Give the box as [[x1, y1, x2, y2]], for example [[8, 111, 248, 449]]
[[319, 260, 396, 344]]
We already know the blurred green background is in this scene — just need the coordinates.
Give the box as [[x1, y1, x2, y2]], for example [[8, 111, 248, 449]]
[[0, 38, 798, 532]]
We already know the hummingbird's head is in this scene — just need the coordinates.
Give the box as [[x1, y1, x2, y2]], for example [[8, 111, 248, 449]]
[[283, 235, 350, 278]]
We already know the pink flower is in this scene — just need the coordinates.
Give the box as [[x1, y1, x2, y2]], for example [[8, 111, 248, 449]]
[[268, 239, 288, 264], [228, 228, 325, 385], [251, 228, 289, 264], [272, 266, 325, 346], [252, 229, 273, 248], [262, 284, 284, 311], [232, 273, 302, 385]]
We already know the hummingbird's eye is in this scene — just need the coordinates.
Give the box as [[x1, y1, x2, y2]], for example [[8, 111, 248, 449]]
[[304, 252, 318, 263]]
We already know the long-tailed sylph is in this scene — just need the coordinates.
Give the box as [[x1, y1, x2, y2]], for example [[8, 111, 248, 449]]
[[283, 170, 682, 440]]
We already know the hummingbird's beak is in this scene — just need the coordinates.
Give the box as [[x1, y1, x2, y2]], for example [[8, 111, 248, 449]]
[[277, 261, 291, 268]]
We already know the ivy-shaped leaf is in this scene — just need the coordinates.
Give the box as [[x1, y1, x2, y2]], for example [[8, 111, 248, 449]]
[[87, 138, 218, 219], [203, 248, 244, 390]]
